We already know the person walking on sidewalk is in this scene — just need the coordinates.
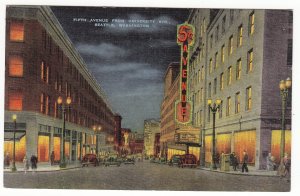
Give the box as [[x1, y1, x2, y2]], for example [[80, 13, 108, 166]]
[[266, 152, 275, 171], [30, 155, 38, 172], [283, 153, 291, 182], [23, 155, 29, 173], [241, 150, 249, 173], [50, 151, 55, 166], [4, 152, 10, 169], [232, 152, 239, 171]]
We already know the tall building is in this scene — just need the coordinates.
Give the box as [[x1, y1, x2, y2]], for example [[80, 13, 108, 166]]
[[143, 119, 160, 157], [188, 9, 292, 169], [4, 6, 115, 163]]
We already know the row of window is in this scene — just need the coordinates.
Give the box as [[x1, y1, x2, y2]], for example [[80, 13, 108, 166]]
[[193, 86, 252, 126]]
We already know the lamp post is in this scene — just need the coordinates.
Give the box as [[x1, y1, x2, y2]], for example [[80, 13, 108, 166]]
[[57, 96, 72, 168], [93, 125, 102, 155], [279, 77, 292, 160], [11, 114, 17, 172], [207, 98, 222, 170]]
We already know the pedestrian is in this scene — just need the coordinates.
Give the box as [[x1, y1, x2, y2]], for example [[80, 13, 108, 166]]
[[266, 152, 275, 171], [50, 151, 55, 166], [241, 150, 249, 173], [232, 152, 239, 171], [283, 153, 291, 182], [30, 155, 38, 172], [23, 155, 29, 173], [4, 152, 10, 169]]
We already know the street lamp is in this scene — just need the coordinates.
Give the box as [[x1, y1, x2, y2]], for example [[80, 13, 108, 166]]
[[57, 96, 72, 168], [279, 77, 292, 160], [11, 114, 17, 172], [207, 98, 222, 170]]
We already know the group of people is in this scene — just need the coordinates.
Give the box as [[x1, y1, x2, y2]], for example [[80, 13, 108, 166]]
[[4, 152, 38, 173], [228, 150, 249, 172]]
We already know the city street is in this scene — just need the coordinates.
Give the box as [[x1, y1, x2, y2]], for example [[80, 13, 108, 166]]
[[4, 161, 290, 191]]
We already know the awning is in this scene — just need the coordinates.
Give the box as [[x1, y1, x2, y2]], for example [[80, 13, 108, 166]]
[[4, 131, 26, 141]]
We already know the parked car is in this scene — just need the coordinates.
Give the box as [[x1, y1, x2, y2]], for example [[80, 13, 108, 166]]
[[123, 157, 135, 165], [179, 154, 197, 168], [104, 155, 122, 167], [81, 154, 99, 167], [168, 154, 182, 167]]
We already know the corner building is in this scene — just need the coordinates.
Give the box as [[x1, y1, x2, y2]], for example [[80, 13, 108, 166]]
[[4, 6, 115, 163], [188, 9, 292, 169]]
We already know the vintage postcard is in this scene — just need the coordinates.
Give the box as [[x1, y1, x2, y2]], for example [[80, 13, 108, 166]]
[[1, 1, 295, 193]]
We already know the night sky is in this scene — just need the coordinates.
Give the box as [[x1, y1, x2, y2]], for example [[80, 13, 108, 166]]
[[51, 6, 189, 132]]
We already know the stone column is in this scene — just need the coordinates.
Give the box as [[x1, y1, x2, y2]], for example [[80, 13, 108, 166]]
[[49, 126, 54, 164]]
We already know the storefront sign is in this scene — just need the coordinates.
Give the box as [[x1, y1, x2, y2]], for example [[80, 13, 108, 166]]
[[175, 23, 194, 124], [174, 132, 200, 145]]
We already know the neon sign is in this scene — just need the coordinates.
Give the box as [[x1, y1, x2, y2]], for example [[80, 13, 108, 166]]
[[175, 23, 194, 124]]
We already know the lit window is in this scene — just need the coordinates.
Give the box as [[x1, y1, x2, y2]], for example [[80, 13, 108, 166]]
[[41, 61, 49, 83], [221, 45, 225, 63], [238, 25, 243, 47], [226, 97, 231, 116], [236, 59, 242, 79], [249, 12, 255, 35], [246, 87, 252, 110], [235, 92, 240, 113], [247, 49, 254, 72], [228, 66, 232, 85], [40, 93, 44, 113], [8, 56, 23, 77], [10, 21, 24, 41], [220, 73, 224, 90], [8, 92, 23, 111], [229, 36, 233, 55], [215, 52, 218, 68]]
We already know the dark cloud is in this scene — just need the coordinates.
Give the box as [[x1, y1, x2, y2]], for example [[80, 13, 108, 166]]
[[51, 6, 189, 131]]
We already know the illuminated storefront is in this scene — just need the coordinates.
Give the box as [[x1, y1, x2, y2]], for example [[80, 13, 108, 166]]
[[234, 130, 256, 164], [167, 148, 185, 160], [4, 136, 26, 162], [216, 133, 231, 154], [53, 137, 61, 161], [65, 141, 70, 159], [271, 130, 291, 163], [38, 135, 50, 162]]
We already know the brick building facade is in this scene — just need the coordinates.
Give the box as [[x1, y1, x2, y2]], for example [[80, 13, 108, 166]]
[[4, 6, 116, 163]]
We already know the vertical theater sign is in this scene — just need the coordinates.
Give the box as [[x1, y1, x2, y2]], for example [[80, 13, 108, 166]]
[[174, 23, 201, 149]]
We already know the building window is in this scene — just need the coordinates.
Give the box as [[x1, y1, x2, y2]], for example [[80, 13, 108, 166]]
[[222, 15, 226, 34], [215, 52, 218, 68], [247, 49, 254, 72], [249, 12, 255, 35], [41, 61, 49, 83], [226, 97, 231, 116], [210, 34, 213, 49], [287, 39, 292, 65], [230, 10, 234, 24], [208, 106, 211, 122], [220, 73, 224, 90], [246, 86, 252, 110], [8, 56, 23, 77], [10, 21, 24, 41], [238, 25, 243, 47], [221, 45, 225, 63], [201, 66, 204, 80], [209, 58, 213, 74], [214, 78, 217, 95], [228, 35, 233, 55], [54, 102, 57, 118], [227, 66, 232, 85], [208, 82, 212, 97], [219, 101, 223, 118], [235, 92, 240, 113], [40, 93, 44, 113], [236, 59, 242, 80], [216, 25, 219, 41], [8, 91, 23, 111]]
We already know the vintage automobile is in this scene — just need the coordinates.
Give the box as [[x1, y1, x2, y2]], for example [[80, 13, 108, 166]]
[[168, 154, 182, 167], [123, 156, 135, 165], [178, 154, 198, 168], [104, 155, 122, 167], [81, 154, 99, 167]]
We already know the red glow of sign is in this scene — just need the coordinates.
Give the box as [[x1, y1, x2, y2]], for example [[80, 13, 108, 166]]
[[175, 23, 194, 124]]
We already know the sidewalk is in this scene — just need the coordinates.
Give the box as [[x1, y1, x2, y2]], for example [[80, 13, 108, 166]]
[[199, 166, 279, 177], [4, 161, 82, 173]]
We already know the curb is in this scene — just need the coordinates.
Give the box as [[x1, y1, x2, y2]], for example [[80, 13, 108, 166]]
[[4, 166, 82, 173], [198, 168, 280, 177]]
